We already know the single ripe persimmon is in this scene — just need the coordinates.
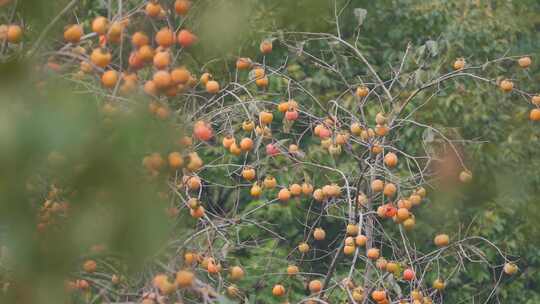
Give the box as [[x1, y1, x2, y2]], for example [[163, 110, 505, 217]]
[[346, 224, 359, 236], [532, 95, 540, 106], [138, 45, 155, 62], [175, 270, 194, 288], [263, 176, 277, 188], [145, 2, 162, 17], [308, 280, 322, 293], [91, 48, 111, 68], [241, 167, 256, 181], [242, 120, 255, 132], [92, 16, 108, 35], [503, 262, 518, 275], [178, 29, 197, 48], [499, 79, 513, 93], [250, 183, 262, 197], [434, 234, 450, 247], [101, 70, 118, 88], [433, 278, 446, 290], [278, 188, 291, 202], [168, 152, 184, 169], [403, 268, 415, 281], [355, 235, 367, 246], [156, 28, 174, 49], [222, 136, 235, 149], [64, 24, 83, 43], [366, 248, 380, 260], [132, 31, 149, 48], [529, 108, 540, 121], [383, 183, 397, 197], [229, 266, 245, 281], [153, 71, 172, 89], [171, 67, 191, 84], [272, 284, 285, 297], [144, 81, 158, 96], [83, 260, 97, 273], [236, 57, 252, 70], [190, 205, 205, 218], [107, 22, 124, 44], [255, 76, 269, 88], [343, 245, 356, 255], [453, 58, 465, 70], [287, 265, 299, 276], [285, 109, 299, 121], [371, 290, 386, 302], [518, 56, 531, 68], [313, 228, 326, 241], [371, 179, 384, 192], [259, 111, 273, 125], [239, 138, 254, 151], [301, 182, 314, 195], [289, 183, 302, 196], [193, 121, 214, 141], [174, 0, 191, 15], [356, 86, 369, 98], [206, 80, 220, 94], [298, 242, 309, 253], [260, 40, 273, 54], [384, 152, 398, 167]]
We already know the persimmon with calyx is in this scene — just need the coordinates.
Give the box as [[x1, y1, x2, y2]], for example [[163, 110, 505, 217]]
[[153, 71, 172, 89], [355, 235, 367, 246], [242, 120, 255, 131], [532, 95, 540, 106], [371, 290, 386, 302], [178, 29, 197, 48], [313, 228, 326, 240]]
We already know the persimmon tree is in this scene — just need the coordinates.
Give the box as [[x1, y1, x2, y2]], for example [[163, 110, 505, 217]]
[[0, 1, 538, 304]]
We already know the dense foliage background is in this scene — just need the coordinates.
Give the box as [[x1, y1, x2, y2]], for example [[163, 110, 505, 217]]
[[1, 0, 539, 303]]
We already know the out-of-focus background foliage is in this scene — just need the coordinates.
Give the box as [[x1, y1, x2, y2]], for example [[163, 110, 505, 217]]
[[1, 0, 539, 303]]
